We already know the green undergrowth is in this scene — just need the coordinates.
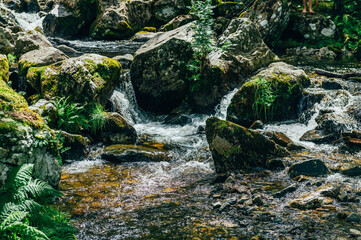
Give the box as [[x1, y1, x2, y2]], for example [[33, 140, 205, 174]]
[[0, 164, 76, 240]]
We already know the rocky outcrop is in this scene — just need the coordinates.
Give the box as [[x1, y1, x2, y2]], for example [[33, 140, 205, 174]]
[[14, 30, 53, 57], [18, 47, 68, 76], [205, 117, 289, 173], [284, 12, 336, 43], [245, 0, 290, 44], [130, 22, 193, 113], [26, 54, 121, 104], [227, 62, 310, 127], [0, 64, 61, 187]]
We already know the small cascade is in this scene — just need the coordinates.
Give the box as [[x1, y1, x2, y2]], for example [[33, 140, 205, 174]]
[[0, 3, 44, 31]]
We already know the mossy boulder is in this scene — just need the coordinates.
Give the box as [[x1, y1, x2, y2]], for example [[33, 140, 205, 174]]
[[58, 130, 90, 160], [18, 47, 68, 76], [130, 22, 194, 113], [0, 55, 9, 83], [0, 79, 61, 188], [26, 54, 121, 104], [98, 112, 138, 145], [227, 62, 310, 127], [205, 117, 289, 173]]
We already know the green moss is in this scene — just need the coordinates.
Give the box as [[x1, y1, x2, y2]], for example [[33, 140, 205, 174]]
[[0, 119, 18, 134], [10, 108, 46, 129], [143, 27, 156, 32], [0, 79, 28, 109], [19, 59, 36, 76], [0, 55, 9, 83]]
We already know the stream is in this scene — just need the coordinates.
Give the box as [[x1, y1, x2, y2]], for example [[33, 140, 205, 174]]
[[5, 7, 361, 239]]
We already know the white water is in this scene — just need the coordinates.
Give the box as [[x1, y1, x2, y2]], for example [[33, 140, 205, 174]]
[[0, 3, 44, 31]]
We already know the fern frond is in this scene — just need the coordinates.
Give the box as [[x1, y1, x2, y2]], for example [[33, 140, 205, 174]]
[[0, 210, 28, 229], [5, 221, 49, 240], [17, 179, 62, 202]]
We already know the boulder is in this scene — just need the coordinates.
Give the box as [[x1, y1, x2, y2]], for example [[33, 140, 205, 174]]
[[59, 131, 89, 160], [130, 22, 193, 113], [315, 112, 357, 137], [191, 17, 279, 112], [284, 12, 336, 43], [245, 0, 290, 44], [340, 130, 361, 153], [288, 159, 329, 178], [0, 6, 23, 32], [28, 99, 58, 127], [26, 54, 121, 104], [153, 0, 189, 23], [18, 47, 68, 76], [299, 129, 336, 144], [227, 62, 310, 127], [101, 144, 169, 162], [98, 112, 138, 144], [43, 2, 99, 38], [14, 30, 53, 57], [205, 117, 289, 173], [341, 165, 361, 177], [56, 45, 83, 57], [113, 54, 133, 69], [0, 78, 61, 187], [0, 27, 15, 54]]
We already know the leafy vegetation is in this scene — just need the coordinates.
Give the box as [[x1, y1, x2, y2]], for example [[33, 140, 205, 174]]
[[6, 54, 16, 67], [51, 97, 106, 135], [187, 0, 218, 82], [0, 164, 76, 240]]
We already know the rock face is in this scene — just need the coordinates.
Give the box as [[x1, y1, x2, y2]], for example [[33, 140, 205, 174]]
[[285, 12, 336, 43], [245, 0, 290, 44], [227, 62, 310, 127], [27, 54, 121, 104], [0, 65, 61, 187], [18, 47, 69, 76], [205, 117, 289, 173], [130, 22, 193, 113]]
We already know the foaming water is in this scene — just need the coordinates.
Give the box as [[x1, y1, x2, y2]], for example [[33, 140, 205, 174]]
[[0, 3, 44, 30]]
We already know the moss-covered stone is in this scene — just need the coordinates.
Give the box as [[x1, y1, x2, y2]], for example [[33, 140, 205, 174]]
[[205, 117, 289, 173], [26, 54, 121, 104], [227, 62, 310, 127], [0, 55, 9, 83], [0, 79, 28, 109]]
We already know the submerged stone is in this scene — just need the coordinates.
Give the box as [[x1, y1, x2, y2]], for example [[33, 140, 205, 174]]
[[288, 159, 330, 178]]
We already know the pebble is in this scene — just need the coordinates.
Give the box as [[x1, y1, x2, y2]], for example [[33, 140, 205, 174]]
[[350, 229, 361, 236]]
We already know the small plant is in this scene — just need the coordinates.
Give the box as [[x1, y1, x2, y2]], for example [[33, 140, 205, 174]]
[[0, 164, 76, 240], [6, 54, 16, 67], [88, 103, 106, 135], [187, 0, 218, 82], [52, 97, 89, 134], [252, 77, 277, 121]]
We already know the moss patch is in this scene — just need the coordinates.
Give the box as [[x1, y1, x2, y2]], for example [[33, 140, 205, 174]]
[[0, 55, 9, 83]]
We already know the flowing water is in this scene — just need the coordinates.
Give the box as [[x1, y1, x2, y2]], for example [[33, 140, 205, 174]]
[[3, 8, 361, 238]]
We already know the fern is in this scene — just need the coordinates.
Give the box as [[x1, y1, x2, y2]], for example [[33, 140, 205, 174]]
[[0, 164, 76, 239]]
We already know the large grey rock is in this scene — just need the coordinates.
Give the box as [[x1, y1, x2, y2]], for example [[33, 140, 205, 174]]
[[245, 0, 290, 44], [18, 47, 68, 76], [205, 117, 289, 173], [286, 12, 336, 43], [26, 54, 121, 104], [130, 22, 193, 113], [227, 62, 310, 127]]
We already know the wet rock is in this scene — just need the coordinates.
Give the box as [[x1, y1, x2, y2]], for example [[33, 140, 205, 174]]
[[249, 120, 264, 129], [265, 131, 292, 147], [99, 112, 138, 145], [163, 114, 192, 126], [14, 30, 53, 57], [245, 0, 290, 44], [18, 47, 68, 76], [0, 27, 15, 54], [101, 144, 170, 162], [252, 195, 264, 206], [159, 14, 193, 32], [286, 142, 306, 151], [289, 194, 322, 210], [227, 62, 310, 127], [321, 80, 342, 90], [112, 54, 134, 70], [288, 159, 329, 178], [130, 22, 193, 113], [26, 54, 121, 104], [205, 117, 289, 173], [315, 112, 357, 136], [29, 99, 57, 127], [153, 0, 189, 23], [341, 166, 361, 177], [285, 12, 336, 43], [336, 211, 348, 219], [266, 158, 285, 170], [58, 131, 89, 160], [350, 229, 361, 237], [273, 184, 298, 198], [346, 213, 360, 223], [213, 201, 222, 209], [18, 0, 40, 12], [299, 129, 336, 144], [196, 125, 205, 134], [56, 45, 83, 57], [215, 1, 244, 19], [340, 131, 361, 153], [131, 32, 160, 42]]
